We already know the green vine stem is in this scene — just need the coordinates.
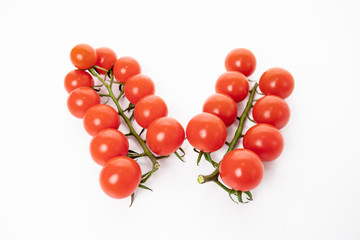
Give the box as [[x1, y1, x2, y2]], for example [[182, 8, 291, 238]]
[[197, 82, 259, 184], [89, 67, 160, 182]]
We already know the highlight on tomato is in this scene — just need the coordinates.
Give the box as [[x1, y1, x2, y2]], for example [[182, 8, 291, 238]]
[[64, 70, 94, 93], [146, 117, 185, 156], [243, 123, 284, 162], [67, 87, 100, 118], [113, 56, 141, 83], [252, 95, 290, 129], [202, 93, 238, 127], [70, 43, 97, 70], [83, 104, 120, 136], [225, 48, 256, 77], [95, 47, 117, 75], [99, 156, 142, 199], [259, 67, 294, 99], [186, 112, 227, 153], [90, 129, 129, 166], [134, 95, 168, 129], [219, 149, 264, 191], [215, 71, 249, 103], [124, 74, 155, 104]]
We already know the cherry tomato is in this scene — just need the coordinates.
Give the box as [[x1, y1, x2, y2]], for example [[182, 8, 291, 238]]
[[259, 67, 294, 99], [225, 48, 256, 77], [146, 117, 185, 156], [202, 93, 237, 127], [215, 71, 249, 103], [124, 74, 155, 104], [113, 56, 141, 83], [64, 70, 94, 93], [70, 44, 97, 70], [243, 124, 284, 161], [90, 129, 129, 166], [95, 47, 117, 75], [252, 95, 290, 129], [134, 95, 168, 128], [99, 156, 141, 199], [219, 149, 263, 191], [186, 112, 227, 153], [83, 104, 120, 136], [67, 87, 100, 118]]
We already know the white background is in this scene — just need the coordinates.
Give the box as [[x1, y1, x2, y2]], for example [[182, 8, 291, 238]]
[[0, 0, 359, 239]]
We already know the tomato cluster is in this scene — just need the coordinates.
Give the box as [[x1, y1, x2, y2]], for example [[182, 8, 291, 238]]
[[65, 44, 185, 203], [187, 48, 294, 203], [65, 44, 293, 204]]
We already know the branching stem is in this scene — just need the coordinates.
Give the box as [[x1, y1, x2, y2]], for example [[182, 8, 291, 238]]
[[197, 82, 259, 184], [89, 68, 159, 176]]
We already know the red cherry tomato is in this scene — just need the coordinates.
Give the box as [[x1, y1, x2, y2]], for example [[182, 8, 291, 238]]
[[99, 156, 141, 199], [215, 71, 249, 103], [67, 87, 100, 118], [70, 44, 97, 70], [83, 104, 120, 136], [252, 95, 290, 129], [113, 56, 141, 83], [90, 129, 129, 166], [243, 124, 284, 161], [64, 70, 94, 93], [219, 149, 263, 191], [186, 113, 227, 153], [259, 67, 294, 99], [95, 47, 117, 75], [124, 74, 155, 104], [225, 48, 256, 77], [202, 93, 237, 127], [146, 117, 185, 156], [134, 95, 168, 128]]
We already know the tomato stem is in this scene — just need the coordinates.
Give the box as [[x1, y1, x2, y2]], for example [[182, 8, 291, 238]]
[[203, 152, 218, 168], [98, 94, 111, 97], [93, 65, 109, 72], [196, 151, 203, 166], [123, 103, 135, 112], [89, 67, 160, 174], [117, 85, 125, 101], [227, 82, 258, 153], [197, 82, 259, 184], [214, 180, 232, 193], [127, 152, 147, 159], [109, 69, 114, 88], [215, 180, 253, 204]]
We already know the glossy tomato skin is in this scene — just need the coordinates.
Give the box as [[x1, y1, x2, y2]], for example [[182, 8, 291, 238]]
[[83, 104, 120, 136], [259, 67, 294, 99], [146, 117, 185, 156], [243, 124, 284, 161], [95, 47, 117, 75], [113, 56, 141, 83], [215, 71, 249, 103], [225, 48, 256, 77], [124, 74, 155, 104], [99, 156, 141, 199], [219, 149, 263, 191], [70, 44, 97, 70], [186, 112, 227, 153], [67, 87, 100, 118], [134, 95, 168, 128], [90, 129, 129, 166], [64, 70, 94, 93], [202, 93, 237, 127], [252, 95, 290, 129]]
